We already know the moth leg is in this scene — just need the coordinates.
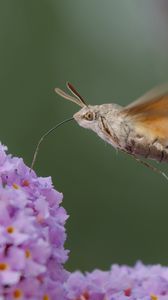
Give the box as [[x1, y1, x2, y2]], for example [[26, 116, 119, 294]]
[[121, 149, 168, 180], [132, 156, 168, 180]]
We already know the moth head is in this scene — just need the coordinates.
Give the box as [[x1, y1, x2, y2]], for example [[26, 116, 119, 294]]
[[55, 82, 95, 123], [55, 82, 99, 129], [73, 105, 99, 129]]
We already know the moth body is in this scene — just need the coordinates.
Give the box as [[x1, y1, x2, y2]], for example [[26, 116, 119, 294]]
[[124, 120, 168, 162], [55, 82, 168, 173], [74, 102, 168, 163], [31, 82, 168, 179]]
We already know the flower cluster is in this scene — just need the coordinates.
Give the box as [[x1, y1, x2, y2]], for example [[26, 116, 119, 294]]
[[65, 262, 168, 300], [0, 144, 69, 299], [2, 144, 168, 300]]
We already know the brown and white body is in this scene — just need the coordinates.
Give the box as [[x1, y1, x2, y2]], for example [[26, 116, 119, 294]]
[[74, 102, 168, 163], [54, 82, 168, 178]]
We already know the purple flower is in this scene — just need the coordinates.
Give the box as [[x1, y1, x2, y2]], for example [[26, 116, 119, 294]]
[[2, 143, 168, 300], [0, 144, 69, 299], [64, 262, 168, 300]]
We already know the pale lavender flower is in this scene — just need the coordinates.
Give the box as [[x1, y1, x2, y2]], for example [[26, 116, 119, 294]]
[[0, 144, 69, 299], [2, 144, 168, 300], [64, 262, 168, 300]]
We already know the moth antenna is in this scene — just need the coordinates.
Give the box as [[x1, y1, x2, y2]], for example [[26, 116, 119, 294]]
[[66, 82, 88, 107], [55, 88, 84, 107], [129, 153, 168, 180], [30, 117, 74, 171]]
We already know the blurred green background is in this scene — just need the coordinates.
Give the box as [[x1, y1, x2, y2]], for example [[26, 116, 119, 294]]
[[1, 0, 168, 272]]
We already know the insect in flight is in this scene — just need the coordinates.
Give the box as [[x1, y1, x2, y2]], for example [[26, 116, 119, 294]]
[[31, 82, 168, 180]]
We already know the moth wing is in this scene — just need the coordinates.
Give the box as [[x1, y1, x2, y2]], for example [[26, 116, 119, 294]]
[[121, 84, 168, 142], [124, 83, 168, 109]]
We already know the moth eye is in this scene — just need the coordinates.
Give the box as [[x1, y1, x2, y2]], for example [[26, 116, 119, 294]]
[[84, 111, 94, 121]]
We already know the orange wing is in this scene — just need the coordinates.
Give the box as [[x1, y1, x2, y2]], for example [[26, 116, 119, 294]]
[[121, 85, 168, 142]]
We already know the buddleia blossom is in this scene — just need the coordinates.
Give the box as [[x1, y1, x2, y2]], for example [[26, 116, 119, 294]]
[[0, 144, 69, 299], [64, 262, 168, 300], [2, 143, 168, 300]]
